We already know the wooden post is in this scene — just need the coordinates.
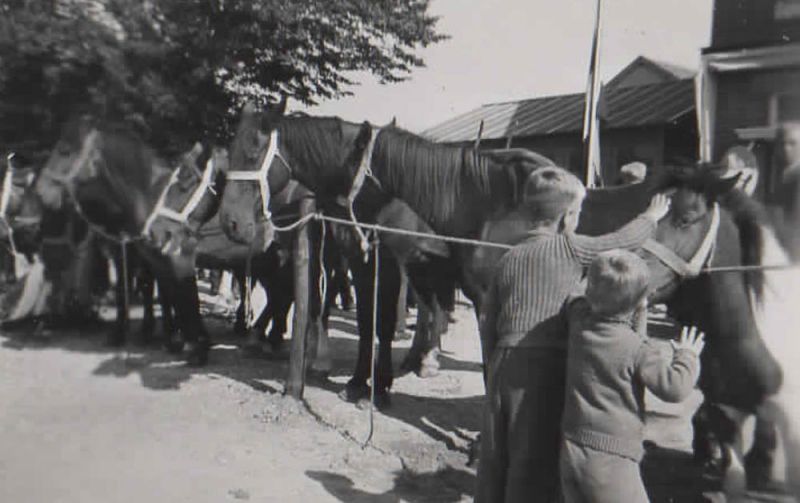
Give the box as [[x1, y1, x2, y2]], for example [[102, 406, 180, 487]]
[[286, 197, 315, 399]]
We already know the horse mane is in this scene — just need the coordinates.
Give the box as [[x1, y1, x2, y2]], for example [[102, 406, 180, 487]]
[[719, 189, 766, 303], [278, 116, 356, 174], [95, 123, 166, 198], [371, 125, 493, 227]]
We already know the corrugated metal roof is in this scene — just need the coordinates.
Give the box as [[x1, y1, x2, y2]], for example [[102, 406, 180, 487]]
[[423, 79, 695, 143]]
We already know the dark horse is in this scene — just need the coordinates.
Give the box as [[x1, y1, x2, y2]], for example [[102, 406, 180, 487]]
[[218, 102, 548, 408], [33, 117, 242, 365]]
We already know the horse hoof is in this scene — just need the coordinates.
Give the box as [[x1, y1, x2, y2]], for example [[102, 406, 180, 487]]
[[417, 363, 440, 379], [164, 339, 184, 354], [338, 382, 370, 404], [233, 320, 247, 336], [399, 354, 422, 375], [355, 391, 391, 411], [186, 346, 209, 367]]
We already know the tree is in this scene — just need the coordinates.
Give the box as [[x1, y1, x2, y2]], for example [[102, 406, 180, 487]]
[[0, 0, 445, 160]]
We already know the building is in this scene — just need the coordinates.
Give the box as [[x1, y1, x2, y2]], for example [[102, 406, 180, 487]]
[[698, 0, 800, 200], [423, 56, 699, 184]]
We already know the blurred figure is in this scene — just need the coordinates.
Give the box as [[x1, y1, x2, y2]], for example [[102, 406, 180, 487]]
[[776, 122, 800, 259], [721, 145, 759, 196], [617, 162, 647, 185]]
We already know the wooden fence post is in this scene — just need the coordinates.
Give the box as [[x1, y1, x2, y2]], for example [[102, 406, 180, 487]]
[[286, 197, 315, 399]]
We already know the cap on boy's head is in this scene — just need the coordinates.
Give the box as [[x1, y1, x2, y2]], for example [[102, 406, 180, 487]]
[[522, 166, 586, 222], [586, 249, 650, 317]]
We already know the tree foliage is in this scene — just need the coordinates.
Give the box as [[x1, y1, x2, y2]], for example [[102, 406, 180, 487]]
[[0, 0, 445, 160]]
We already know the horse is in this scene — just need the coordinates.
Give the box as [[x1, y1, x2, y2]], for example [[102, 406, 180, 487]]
[[217, 102, 548, 407], [143, 143, 312, 356], [34, 116, 225, 365]]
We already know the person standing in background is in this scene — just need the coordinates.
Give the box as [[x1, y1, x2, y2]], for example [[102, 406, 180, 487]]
[[776, 122, 800, 259], [721, 146, 759, 197], [617, 162, 647, 186]]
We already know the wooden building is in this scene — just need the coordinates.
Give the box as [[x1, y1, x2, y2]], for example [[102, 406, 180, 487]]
[[423, 57, 699, 184], [698, 0, 800, 200]]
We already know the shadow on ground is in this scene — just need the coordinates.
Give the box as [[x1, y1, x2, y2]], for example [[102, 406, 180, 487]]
[[306, 467, 474, 503]]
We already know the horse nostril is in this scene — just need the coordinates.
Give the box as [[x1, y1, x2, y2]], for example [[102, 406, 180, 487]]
[[230, 220, 238, 234]]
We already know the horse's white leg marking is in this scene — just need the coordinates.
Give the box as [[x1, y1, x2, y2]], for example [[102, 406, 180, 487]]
[[750, 225, 800, 499]]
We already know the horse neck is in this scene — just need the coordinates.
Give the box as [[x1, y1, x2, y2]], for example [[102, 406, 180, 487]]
[[578, 183, 653, 234], [370, 130, 502, 234], [278, 118, 362, 195], [99, 138, 173, 233]]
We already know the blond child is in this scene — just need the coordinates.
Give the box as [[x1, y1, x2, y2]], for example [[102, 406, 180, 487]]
[[560, 250, 704, 502]]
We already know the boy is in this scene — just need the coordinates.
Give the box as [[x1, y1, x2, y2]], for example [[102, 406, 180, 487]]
[[476, 166, 670, 503], [560, 250, 704, 502]]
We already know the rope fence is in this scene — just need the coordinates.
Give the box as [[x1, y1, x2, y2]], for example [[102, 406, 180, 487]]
[[269, 211, 800, 276]]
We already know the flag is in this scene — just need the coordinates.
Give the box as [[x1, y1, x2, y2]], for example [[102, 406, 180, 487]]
[[582, 0, 604, 188]]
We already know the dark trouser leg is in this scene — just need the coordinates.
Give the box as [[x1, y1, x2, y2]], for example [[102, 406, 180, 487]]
[[745, 414, 778, 490], [476, 348, 567, 503]]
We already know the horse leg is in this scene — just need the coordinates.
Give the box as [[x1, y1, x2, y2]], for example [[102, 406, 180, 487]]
[[370, 253, 402, 410], [168, 255, 210, 366], [138, 266, 156, 345], [339, 258, 372, 403], [107, 249, 129, 347], [418, 297, 445, 378], [233, 269, 247, 336], [744, 413, 780, 490], [401, 298, 432, 375]]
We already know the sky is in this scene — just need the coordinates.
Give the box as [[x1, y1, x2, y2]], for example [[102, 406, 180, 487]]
[[295, 0, 714, 133]]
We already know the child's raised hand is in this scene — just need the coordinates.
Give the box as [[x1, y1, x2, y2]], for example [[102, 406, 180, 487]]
[[671, 326, 705, 357], [644, 193, 671, 222]]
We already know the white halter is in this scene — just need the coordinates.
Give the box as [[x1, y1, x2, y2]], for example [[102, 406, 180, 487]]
[[141, 157, 216, 237], [0, 153, 15, 220], [226, 129, 285, 219], [642, 203, 721, 278]]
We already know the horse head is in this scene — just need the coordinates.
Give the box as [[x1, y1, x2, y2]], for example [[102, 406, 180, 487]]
[[36, 115, 99, 211], [644, 166, 740, 301], [0, 155, 42, 256], [220, 99, 289, 250], [145, 143, 228, 254]]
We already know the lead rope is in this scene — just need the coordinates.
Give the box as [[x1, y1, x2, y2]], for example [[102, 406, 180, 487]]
[[244, 252, 254, 329], [362, 232, 380, 448]]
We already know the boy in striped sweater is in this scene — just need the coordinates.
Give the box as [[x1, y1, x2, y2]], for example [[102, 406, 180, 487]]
[[475, 166, 671, 503]]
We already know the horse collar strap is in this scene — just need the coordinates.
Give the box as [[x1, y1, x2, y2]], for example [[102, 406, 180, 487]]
[[226, 129, 282, 219], [347, 128, 380, 254], [642, 203, 720, 278], [0, 153, 15, 219], [57, 130, 99, 185], [141, 157, 216, 237]]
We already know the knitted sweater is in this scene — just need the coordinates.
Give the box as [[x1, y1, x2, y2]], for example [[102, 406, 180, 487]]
[[561, 299, 700, 461], [480, 214, 655, 353]]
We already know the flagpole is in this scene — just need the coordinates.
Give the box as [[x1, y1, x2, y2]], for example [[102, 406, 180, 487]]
[[582, 0, 603, 188]]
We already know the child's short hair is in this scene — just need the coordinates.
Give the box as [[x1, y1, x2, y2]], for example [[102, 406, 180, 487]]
[[522, 166, 586, 223], [586, 249, 650, 317]]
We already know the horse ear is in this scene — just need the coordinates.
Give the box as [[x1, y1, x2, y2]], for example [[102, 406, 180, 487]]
[[355, 121, 373, 152], [265, 96, 288, 117], [390, 116, 397, 127]]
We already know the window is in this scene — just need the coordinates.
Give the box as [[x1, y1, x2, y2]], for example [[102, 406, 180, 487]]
[[775, 0, 800, 21]]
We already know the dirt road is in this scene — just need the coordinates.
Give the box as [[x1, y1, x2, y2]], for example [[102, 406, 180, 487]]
[[0, 302, 791, 502]]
